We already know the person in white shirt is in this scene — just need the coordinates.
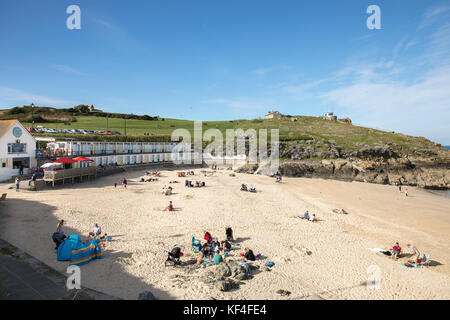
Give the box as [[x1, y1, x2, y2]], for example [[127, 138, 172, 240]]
[[309, 214, 317, 222], [89, 223, 102, 237]]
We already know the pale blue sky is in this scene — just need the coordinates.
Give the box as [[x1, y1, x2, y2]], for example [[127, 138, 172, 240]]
[[0, 0, 449, 143]]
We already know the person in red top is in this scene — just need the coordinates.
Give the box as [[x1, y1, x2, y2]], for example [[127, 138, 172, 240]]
[[204, 231, 212, 243], [391, 242, 402, 260]]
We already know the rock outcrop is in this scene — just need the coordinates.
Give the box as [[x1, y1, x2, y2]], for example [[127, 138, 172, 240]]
[[251, 158, 450, 189]]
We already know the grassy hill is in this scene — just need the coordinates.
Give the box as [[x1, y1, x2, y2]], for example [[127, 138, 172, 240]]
[[1, 106, 446, 158]]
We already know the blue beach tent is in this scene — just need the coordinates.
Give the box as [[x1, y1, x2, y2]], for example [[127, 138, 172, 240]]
[[57, 235, 83, 261]]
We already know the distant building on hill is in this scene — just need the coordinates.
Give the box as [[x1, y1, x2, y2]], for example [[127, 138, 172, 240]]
[[324, 112, 337, 121], [323, 112, 352, 124], [265, 110, 284, 119], [87, 104, 102, 112]]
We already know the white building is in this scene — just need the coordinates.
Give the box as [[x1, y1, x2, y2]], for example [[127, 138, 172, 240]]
[[264, 110, 284, 119], [0, 120, 37, 181], [324, 112, 337, 121], [45, 140, 197, 167]]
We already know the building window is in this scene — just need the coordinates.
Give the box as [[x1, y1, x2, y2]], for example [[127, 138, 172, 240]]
[[7, 143, 26, 154]]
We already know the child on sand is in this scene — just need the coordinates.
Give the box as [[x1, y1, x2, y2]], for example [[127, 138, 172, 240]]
[[391, 242, 402, 260], [166, 201, 173, 212], [122, 178, 127, 188]]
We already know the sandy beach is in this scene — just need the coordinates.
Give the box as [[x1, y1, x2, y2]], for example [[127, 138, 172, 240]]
[[1, 167, 450, 300]]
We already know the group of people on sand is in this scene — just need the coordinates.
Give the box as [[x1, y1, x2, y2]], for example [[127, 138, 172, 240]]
[[146, 170, 161, 177], [390, 242, 428, 265], [113, 178, 128, 188], [163, 186, 174, 196], [53, 220, 110, 250], [240, 184, 256, 193], [185, 180, 205, 188], [193, 230, 257, 265], [195, 231, 232, 265], [300, 210, 317, 222], [141, 177, 158, 182]]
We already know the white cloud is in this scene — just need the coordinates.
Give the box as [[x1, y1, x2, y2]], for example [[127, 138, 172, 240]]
[[418, 5, 450, 30]]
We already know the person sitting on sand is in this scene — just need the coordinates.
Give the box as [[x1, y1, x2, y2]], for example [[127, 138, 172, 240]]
[[309, 214, 317, 222], [241, 247, 256, 261], [56, 219, 65, 234], [204, 231, 213, 243], [302, 211, 310, 220], [221, 240, 231, 252], [391, 242, 402, 260], [89, 223, 102, 237], [202, 244, 212, 258], [249, 185, 256, 193], [196, 250, 205, 265], [213, 249, 224, 264], [407, 244, 421, 264], [240, 184, 248, 191], [166, 201, 174, 212]]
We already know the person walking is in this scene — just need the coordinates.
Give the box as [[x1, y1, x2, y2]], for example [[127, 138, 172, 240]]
[[15, 177, 20, 192]]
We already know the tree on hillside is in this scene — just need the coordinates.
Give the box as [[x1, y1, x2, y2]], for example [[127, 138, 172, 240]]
[[74, 104, 90, 113]]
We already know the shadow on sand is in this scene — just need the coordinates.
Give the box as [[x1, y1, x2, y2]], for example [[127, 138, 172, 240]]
[[0, 198, 174, 300]]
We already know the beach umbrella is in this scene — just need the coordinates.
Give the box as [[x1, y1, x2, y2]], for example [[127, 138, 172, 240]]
[[40, 162, 63, 168], [72, 156, 94, 162], [52, 157, 76, 164]]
